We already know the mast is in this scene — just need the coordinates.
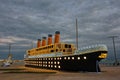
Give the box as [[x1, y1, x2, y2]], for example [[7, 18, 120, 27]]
[[8, 43, 11, 55], [76, 18, 78, 50]]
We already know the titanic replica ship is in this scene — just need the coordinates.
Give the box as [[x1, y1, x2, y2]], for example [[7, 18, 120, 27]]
[[24, 31, 108, 72], [24, 19, 107, 72]]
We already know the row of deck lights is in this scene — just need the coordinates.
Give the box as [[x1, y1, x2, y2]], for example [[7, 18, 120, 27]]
[[36, 57, 62, 60], [25, 62, 61, 69], [25, 61, 60, 64], [64, 56, 87, 60], [28, 56, 87, 61], [42, 65, 61, 69], [37, 63, 61, 69], [41, 61, 60, 64]]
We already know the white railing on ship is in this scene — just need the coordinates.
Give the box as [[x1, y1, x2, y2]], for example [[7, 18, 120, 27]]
[[75, 44, 107, 54], [27, 52, 63, 58]]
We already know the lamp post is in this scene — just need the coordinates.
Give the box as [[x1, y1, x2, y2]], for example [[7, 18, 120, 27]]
[[8, 43, 11, 55], [76, 18, 78, 50], [108, 36, 118, 65]]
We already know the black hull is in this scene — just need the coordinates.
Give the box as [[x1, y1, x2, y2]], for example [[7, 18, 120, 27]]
[[25, 51, 107, 72]]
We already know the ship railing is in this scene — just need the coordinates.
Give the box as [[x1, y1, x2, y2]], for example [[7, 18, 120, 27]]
[[75, 44, 108, 54], [28, 52, 63, 58]]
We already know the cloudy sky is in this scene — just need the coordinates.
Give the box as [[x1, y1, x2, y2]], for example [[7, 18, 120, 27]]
[[0, 0, 120, 60]]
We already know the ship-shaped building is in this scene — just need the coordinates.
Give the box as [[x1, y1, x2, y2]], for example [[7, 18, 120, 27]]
[[24, 31, 107, 72]]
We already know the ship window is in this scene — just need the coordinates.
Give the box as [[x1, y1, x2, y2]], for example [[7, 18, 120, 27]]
[[84, 56, 87, 59], [48, 46, 50, 48], [78, 57, 80, 60], [50, 65, 52, 67], [64, 57, 66, 60], [60, 57, 62, 60], [65, 44, 68, 48], [54, 65, 57, 68], [51, 62, 53, 64], [72, 57, 74, 60], [51, 50, 54, 52], [68, 57, 70, 60], [48, 65, 50, 67], [50, 45, 53, 48], [57, 57, 59, 60], [58, 66, 61, 68], [69, 45, 71, 48], [63, 49, 65, 52], [65, 44, 71, 48], [56, 49, 58, 52], [57, 62, 60, 64], [36, 49, 38, 51]]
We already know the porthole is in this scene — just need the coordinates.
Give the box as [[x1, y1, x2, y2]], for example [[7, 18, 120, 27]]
[[64, 57, 66, 60], [72, 57, 74, 60], [57, 62, 60, 64], [78, 57, 80, 60], [54, 65, 57, 68], [58, 66, 61, 69], [60, 57, 62, 60], [84, 56, 87, 59], [68, 57, 70, 60]]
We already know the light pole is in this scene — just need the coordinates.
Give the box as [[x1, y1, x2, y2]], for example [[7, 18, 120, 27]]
[[8, 43, 11, 55], [108, 36, 118, 65], [76, 18, 78, 50]]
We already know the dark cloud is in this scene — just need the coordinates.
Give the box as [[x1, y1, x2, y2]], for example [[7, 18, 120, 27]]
[[0, 0, 120, 60]]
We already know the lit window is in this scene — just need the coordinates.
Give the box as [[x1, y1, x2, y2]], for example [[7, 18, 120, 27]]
[[68, 57, 70, 60], [48, 62, 50, 64], [84, 56, 87, 59], [51, 65, 53, 67], [54, 65, 57, 68], [51, 58, 53, 60], [57, 62, 60, 64], [51, 62, 53, 64], [64, 57, 66, 60], [72, 57, 74, 60], [58, 66, 61, 69], [54, 62, 56, 64], [54, 58, 56, 60], [48, 65, 50, 67], [60, 57, 62, 60], [78, 57, 80, 60]]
